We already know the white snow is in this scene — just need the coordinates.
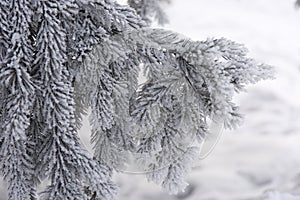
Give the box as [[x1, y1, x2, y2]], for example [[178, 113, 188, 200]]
[[261, 191, 300, 200]]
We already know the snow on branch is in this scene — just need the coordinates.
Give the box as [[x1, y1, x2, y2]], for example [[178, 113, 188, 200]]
[[78, 26, 274, 194]]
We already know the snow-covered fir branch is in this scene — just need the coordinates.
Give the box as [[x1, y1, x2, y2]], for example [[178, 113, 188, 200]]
[[0, 0, 274, 199], [0, 0, 36, 199]]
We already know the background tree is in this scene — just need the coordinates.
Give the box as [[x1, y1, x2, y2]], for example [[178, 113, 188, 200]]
[[0, 0, 273, 199]]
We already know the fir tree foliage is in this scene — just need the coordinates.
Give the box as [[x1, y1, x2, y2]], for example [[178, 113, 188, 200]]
[[121, 28, 273, 192], [0, 0, 274, 199], [0, 0, 36, 199], [31, 1, 117, 199]]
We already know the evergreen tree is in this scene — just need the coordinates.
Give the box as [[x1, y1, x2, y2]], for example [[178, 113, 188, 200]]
[[0, 0, 274, 199]]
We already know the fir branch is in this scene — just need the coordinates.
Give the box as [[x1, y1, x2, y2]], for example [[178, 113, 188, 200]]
[[0, 0, 37, 199]]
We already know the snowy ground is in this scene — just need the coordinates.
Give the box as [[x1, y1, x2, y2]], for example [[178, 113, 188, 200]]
[[1, 0, 300, 199]]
